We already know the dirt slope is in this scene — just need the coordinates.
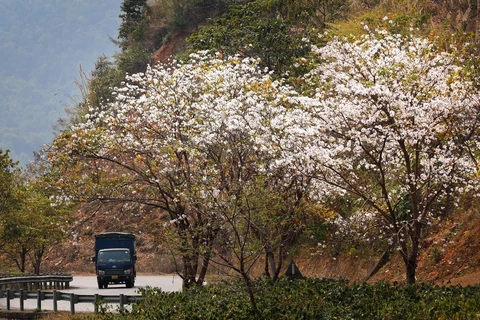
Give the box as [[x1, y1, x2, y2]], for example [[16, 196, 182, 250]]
[[36, 203, 480, 288]]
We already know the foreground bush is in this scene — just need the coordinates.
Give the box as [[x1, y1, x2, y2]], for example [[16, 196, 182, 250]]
[[92, 278, 480, 319]]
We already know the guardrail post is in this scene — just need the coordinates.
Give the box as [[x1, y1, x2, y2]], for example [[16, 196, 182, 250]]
[[53, 290, 58, 313], [20, 289, 24, 311], [70, 293, 75, 315], [6, 289, 10, 310], [94, 293, 99, 314], [119, 294, 125, 312], [37, 289, 42, 310]]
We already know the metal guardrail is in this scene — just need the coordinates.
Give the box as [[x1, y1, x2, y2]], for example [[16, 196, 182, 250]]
[[0, 274, 73, 291], [0, 289, 142, 314]]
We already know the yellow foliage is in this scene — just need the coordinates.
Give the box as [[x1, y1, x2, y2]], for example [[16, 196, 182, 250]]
[[302, 199, 337, 220], [328, 0, 433, 39], [134, 154, 144, 164]]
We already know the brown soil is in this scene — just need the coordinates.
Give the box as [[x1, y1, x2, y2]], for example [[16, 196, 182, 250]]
[[367, 207, 480, 286], [34, 204, 480, 288], [152, 30, 194, 64]]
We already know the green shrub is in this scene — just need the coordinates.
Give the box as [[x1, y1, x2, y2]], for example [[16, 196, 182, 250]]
[[95, 279, 480, 319]]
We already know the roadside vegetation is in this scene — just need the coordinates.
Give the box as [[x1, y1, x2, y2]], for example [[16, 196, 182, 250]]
[[76, 278, 480, 319], [3, 0, 480, 318], [0, 149, 71, 275]]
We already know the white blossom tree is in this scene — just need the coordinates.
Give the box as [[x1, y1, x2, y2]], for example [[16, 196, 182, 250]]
[[285, 27, 480, 284], [46, 52, 308, 289]]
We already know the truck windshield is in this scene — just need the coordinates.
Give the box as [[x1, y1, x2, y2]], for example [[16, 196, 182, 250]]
[[98, 250, 130, 262]]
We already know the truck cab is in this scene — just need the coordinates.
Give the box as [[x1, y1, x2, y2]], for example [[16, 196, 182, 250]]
[[93, 232, 136, 289]]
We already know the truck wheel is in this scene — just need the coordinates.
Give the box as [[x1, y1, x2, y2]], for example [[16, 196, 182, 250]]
[[98, 282, 103, 289], [126, 278, 134, 288]]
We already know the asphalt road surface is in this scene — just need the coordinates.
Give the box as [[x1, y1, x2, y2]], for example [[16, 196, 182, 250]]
[[0, 275, 183, 313]]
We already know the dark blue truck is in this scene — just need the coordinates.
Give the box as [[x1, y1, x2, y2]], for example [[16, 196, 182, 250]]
[[92, 232, 136, 289]]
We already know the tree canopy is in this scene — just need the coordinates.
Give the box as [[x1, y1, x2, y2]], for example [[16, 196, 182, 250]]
[[47, 52, 311, 288], [278, 26, 480, 284], [0, 149, 70, 274]]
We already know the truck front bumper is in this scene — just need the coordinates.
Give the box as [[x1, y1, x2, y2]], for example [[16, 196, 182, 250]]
[[97, 274, 133, 284]]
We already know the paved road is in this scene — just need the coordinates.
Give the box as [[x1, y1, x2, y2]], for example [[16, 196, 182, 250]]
[[0, 275, 183, 313]]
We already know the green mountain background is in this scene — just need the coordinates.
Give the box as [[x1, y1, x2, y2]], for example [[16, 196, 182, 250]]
[[0, 0, 122, 166]]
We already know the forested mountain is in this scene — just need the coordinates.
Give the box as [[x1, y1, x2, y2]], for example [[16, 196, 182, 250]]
[[0, 0, 122, 166]]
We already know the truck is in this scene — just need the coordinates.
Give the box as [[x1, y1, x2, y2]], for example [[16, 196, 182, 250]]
[[92, 232, 136, 289]]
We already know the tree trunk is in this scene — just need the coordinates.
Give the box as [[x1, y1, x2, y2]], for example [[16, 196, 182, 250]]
[[272, 246, 284, 281], [365, 243, 395, 281], [264, 252, 271, 278], [405, 258, 417, 285], [182, 252, 199, 289], [266, 251, 276, 278], [241, 272, 262, 319], [32, 244, 46, 275], [404, 222, 421, 285], [264, 246, 285, 281], [14, 247, 28, 273], [196, 253, 211, 285]]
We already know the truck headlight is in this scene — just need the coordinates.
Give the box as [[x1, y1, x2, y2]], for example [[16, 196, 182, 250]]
[[98, 270, 105, 276], [124, 269, 131, 275]]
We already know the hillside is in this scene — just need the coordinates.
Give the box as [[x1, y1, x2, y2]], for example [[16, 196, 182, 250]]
[[36, 0, 480, 286], [33, 201, 480, 287], [3, 0, 480, 290]]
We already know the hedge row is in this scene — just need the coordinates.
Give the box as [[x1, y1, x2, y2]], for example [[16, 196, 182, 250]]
[[92, 278, 480, 319]]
